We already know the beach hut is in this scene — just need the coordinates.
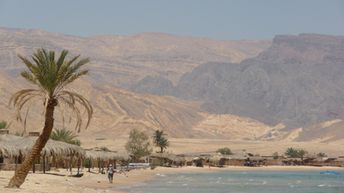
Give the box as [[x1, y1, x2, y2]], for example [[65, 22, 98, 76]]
[[225, 155, 247, 166], [85, 149, 129, 173], [305, 157, 330, 167], [0, 134, 85, 157], [0, 134, 85, 172], [192, 157, 206, 167], [0, 135, 25, 170], [209, 154, 225, 167], [150, 153, 186, 167], [262, 155, 284, 166], [321, 157, 344, 167], [282, 158, 303, 165], [0, 140, 21, 170], [184, 156, 194, 166]]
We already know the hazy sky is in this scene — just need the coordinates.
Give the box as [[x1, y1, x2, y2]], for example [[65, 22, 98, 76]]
[[0, 0, 343, 40]]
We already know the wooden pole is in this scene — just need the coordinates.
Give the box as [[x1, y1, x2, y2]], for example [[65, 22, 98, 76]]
[[42, 153, 46, 174], [14, 156, 18, 171], [98, 158, 100, 173], [32, 158, 35, 173], [69, 154, 73, 174], [88, 158, 91, 172], [77, 157, 80, 175]]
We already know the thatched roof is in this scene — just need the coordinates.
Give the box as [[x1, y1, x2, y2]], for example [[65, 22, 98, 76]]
[[151, 152, 185, 162], [0, 135, 23, 157], [85, 149, 129, 161], [0, 134, 85, 157], [209, 154, 224, 162], [0, 140, 20, 157]]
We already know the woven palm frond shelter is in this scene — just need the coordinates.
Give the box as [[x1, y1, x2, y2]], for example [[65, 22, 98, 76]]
[[0, 135, 23, 157], [209, 154, 224, 162], [0, 140, 21, 157], [150, 152, 186, 167], [84, 149, 129, 173], [85, 149, 129, 161], [151, 152, 185, 162], [0, 134, 85, 157]]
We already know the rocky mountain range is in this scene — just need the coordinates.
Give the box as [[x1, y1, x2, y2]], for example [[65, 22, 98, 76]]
[[0, 27, 269, 87], [0, 27, 272, 141], [1, 27, 344, 143], [134, 34, 344, 130]]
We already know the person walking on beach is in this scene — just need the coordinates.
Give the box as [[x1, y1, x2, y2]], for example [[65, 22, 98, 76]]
[[107, 164, 115, 183]]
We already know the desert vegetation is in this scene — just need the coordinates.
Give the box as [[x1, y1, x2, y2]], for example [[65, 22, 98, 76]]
[[152, 130, 169, 153], [216, 147, 233, 155], [125, 129, 152, 161], [285, 148, 308, 160], [50, 128, 81, 146]]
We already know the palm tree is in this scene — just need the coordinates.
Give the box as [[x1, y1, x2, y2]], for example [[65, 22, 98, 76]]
[[153, 130, 169, 153], [50, 128, 81, 146], [7, 49, 93, 188]]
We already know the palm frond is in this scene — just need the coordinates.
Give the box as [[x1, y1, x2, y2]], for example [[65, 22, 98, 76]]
[[20, 71, 37, 85], [50, 128, 81, 146], [9, 89, 44, 122], [56, 50, 68, 71], [57, 90, 93, 132], [58, 96, 82, 132]]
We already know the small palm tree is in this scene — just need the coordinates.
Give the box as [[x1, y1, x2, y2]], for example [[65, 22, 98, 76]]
[[50, 128, 81, 146], [153, 130, 169, 153], [8, 49, 93, 188]]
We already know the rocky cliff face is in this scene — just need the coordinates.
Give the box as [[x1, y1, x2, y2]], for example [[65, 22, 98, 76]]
[[130, 75, 174, 95], [163, 34, 344, 128]]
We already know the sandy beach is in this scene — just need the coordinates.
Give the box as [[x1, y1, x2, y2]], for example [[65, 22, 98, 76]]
[[1, 166, 344, 193]]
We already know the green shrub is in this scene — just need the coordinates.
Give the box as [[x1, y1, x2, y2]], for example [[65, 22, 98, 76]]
[[0, 121, 7, 129], [216, 147, 233, 155]]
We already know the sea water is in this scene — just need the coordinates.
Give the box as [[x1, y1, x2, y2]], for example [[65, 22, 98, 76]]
[[117, 170, 344, 193]]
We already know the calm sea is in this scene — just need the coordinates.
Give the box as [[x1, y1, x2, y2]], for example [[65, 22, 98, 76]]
[[117, 170, 344, 193]]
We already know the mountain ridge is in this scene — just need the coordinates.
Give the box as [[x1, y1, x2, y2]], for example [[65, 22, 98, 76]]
[[134, 33, 344, 131], [0, 26, 270, 87], [1, 27, 344, 143]]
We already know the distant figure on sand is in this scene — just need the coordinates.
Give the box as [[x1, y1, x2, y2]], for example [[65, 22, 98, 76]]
[[107, 164, 114, 183]]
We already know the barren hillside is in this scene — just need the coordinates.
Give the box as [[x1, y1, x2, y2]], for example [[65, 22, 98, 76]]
[[0, 73, 274, 141], [0, 27, 270, 87]]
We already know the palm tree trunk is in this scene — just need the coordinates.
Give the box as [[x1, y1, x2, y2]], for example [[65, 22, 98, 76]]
[[7, 98, 56, 188]]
